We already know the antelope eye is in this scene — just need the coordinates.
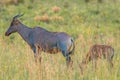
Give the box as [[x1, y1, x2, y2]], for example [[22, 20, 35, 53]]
[[14, 21, 19, 25]]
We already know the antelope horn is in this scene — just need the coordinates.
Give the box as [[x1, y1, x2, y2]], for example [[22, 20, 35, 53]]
[[13, 13, 24, 20]]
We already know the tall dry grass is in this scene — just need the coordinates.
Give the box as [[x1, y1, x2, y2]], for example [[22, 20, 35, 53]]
[[0, 26, 120, 80], [0, 0, 120, 80]]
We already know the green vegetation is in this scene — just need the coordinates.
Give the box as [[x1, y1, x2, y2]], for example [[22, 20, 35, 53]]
[[0, 0, 120, 80]]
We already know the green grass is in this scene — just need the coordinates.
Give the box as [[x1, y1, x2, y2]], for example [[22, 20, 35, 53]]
[[0, 0, 120, 80]]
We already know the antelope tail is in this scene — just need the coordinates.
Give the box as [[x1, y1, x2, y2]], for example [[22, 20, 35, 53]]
[[69, 38, 75, 55]]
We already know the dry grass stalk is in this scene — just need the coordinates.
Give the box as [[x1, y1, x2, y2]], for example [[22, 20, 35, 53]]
[[34, 14, 49, 22], [52, 6, 61, 13]]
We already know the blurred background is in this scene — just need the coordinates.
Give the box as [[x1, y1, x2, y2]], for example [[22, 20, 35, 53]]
[[0, 0, 120, 80]]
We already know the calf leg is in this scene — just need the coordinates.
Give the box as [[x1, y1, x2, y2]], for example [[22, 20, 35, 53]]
[[106, 57, 113, 73], [107, 58, 113, 68], [107, 51, 114, 69], [109, 50, 114, 68], [92, 58, 97, 72]]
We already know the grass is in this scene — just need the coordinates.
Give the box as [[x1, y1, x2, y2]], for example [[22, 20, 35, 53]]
[[0, 0, 120, 80]]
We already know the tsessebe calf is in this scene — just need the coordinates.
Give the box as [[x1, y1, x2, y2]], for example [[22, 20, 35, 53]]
[[79, 44, 114, 74]]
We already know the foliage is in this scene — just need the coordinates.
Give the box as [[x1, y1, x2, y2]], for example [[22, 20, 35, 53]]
[[0, 0, 120, 80]]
